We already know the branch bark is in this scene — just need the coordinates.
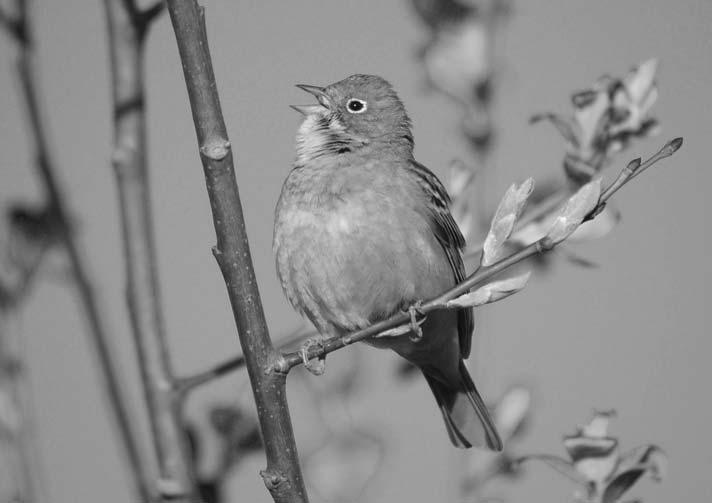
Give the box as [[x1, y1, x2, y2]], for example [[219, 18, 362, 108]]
[[164, 1, 309, 502], [102, 0, 196, 500], [4, 1, 153, 500]]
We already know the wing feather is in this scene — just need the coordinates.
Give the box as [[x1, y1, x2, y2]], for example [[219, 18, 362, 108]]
[[407, 159, 475, 358]]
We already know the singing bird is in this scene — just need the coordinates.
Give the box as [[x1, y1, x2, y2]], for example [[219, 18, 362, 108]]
[[273, 74, 502, 450]]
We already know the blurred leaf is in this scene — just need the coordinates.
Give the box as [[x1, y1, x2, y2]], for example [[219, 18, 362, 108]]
[[494, 386, 531, 441], [531, 113, 578, 147], [516, 454, 588, 486], [626, 59, 658, 104], [448, 159, 475, 199], [609, 59, 659, 139], [481, 178, 534, 266], [565, 411, 620, 485], [447, 272, 530, 308], [421, 14, 490, 104], [582, 410, 615, 438], [602, 446, 666, 503], [545, 179, 601, 245]]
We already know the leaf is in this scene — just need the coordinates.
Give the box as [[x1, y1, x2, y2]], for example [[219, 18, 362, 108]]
[[602, 445, 666, 503], [625, 59, 658, 105], [545, 179, 602, 245], [447, 272, 531, 308], [582, 410, 616, 438], [481, 178, 534, 266], [572, 90, 610, 152], [494, 386, 531, 441], [568, 437, 619, 485]]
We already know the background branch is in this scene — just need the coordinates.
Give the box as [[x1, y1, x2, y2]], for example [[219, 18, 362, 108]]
[[3, 0, 153, 500], [275, 138, 682, 372], [102, 0, 196, 500], [164, 1, 309, 502]]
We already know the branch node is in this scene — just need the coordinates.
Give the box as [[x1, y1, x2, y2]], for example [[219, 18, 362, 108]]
[[260, 469, 289, 491], [538, 238, 554, 253], [200, 138, 231, 161]]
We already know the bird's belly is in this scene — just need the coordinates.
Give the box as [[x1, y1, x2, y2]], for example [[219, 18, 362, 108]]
[[274, 200, 454, 334]]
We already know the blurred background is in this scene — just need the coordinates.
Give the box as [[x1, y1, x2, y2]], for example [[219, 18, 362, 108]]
[[0, 1, 710, 502]]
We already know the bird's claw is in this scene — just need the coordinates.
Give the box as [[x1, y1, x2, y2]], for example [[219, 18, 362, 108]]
[[299, 337, 326, 375], [407, 302, 426, 342]]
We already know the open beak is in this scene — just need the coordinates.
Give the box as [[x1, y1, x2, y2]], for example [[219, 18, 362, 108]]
[[291, 84, 330, 115]]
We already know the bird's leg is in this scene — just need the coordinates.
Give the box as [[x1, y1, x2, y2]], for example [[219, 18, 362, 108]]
[[299, 336, 326, 375], [407, 301, 426, 342]]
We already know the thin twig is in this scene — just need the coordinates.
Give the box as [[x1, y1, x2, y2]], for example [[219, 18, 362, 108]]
[[164, 2, 309, 502], [3, 1, 154, 500], [274, 138, 682, 373], [102, 0, 196, 500], [176, 329, 313, 394]]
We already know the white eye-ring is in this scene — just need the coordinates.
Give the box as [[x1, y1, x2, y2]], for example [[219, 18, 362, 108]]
[[346, 98, 367, 114]]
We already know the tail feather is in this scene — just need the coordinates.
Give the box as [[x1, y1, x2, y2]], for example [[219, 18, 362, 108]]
[[424, 361, 503, 451]]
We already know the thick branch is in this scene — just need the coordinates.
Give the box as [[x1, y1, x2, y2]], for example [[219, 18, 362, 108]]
[[103, 0, 196, 500], [164, 1, 309, 502], [275, 138, 682, 372], [6, 1, 153, 500]]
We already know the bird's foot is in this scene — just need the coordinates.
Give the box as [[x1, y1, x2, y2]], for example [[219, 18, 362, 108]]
[[299, 336, 326, 375], [407, 301, 426, 342]]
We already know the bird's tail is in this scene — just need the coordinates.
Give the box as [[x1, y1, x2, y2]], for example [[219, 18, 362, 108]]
[[423, 361, 503, 451]]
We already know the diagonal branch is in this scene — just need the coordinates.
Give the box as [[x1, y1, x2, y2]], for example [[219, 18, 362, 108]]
[[175, 329, 313, 394], [274, 138, 682, 373], [102, 0, 196, 500], [164, 1, 309, 502], [4, 1, 154, 500]]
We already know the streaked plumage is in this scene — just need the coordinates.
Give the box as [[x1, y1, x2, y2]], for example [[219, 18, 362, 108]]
[[273, 74, 502, 450]]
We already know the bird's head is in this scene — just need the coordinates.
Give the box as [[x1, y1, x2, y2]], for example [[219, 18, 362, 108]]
[[292, 74, 413, 164]]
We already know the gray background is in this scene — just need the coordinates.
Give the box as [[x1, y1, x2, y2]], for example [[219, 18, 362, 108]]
[[0, 1, 710, 502]]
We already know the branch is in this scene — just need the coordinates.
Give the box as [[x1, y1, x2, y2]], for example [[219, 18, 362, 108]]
[[103, 0, 195, 500], [176, 329, 313, 394], [274, 138, 682, 373], [7, 1, 153, 500], [163, 2, 309, 502]]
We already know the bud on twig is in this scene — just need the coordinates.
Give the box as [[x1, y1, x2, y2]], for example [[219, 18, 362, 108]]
[[545, 179, 602, 245], [481, 178, 534, 266], [447, 272, 531, 308]]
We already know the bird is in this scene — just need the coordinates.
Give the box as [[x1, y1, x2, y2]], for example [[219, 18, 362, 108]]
[[273, 74, 502, 450]]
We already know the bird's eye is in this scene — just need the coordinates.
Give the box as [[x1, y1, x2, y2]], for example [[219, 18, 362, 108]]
[[346, 98, 367, 114]]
